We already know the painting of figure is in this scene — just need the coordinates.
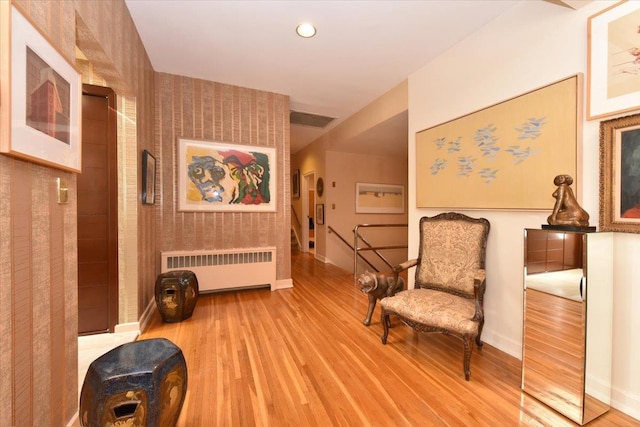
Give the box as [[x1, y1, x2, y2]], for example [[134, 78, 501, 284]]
[[178, 139, 276, 212]]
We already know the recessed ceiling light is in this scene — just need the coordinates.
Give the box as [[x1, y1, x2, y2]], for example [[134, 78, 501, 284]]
[[296, 22, 316, 38]]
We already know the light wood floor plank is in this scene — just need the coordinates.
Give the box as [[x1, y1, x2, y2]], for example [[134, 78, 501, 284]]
[[139, 252, 639, 426]]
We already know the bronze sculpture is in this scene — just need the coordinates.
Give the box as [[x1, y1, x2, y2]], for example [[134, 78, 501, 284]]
[[357, 271, 405, 326], [547, 174, 590, 227]]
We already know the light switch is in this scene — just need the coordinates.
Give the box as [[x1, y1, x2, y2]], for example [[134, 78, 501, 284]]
[[56, 178, 68, 204]]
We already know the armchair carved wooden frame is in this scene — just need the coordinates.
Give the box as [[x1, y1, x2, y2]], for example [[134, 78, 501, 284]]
[[380, 212, 490, 380]]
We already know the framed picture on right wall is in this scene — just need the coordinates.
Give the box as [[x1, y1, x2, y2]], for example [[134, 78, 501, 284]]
[[587, 0, 640, 120], [599, 113, 640, 233]]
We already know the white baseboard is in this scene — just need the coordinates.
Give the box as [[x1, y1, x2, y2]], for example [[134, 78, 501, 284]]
[[274, 278, 293, 290], [315, 253, 328, 263], [482, 328, 522, 360], [114, 322, 140, 334], [138, 297, 157, 334], [611, 387, 640, 421]]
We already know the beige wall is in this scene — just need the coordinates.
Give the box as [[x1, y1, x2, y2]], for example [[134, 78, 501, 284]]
[[155, 73, 292, 283], [325, 151, 408, 273], [0, 0, 154, 424]]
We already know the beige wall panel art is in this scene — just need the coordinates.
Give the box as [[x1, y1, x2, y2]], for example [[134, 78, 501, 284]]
[[416, 74, 581, 210]]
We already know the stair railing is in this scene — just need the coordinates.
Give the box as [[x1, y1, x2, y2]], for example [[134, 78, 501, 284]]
[[327, 225, 378, 273], [353, 223, 408, 276]]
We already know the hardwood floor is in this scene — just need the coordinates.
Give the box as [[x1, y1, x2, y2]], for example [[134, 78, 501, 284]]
[[139, 252, 639, 426]]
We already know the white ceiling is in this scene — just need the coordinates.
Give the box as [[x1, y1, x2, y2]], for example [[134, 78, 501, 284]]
[[124, 0, 521, 156]]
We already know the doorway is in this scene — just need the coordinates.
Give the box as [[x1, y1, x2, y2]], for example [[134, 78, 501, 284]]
[[302, 172, 315, 254], [77, 84, 118, 335], [308, 187, 315, 254]]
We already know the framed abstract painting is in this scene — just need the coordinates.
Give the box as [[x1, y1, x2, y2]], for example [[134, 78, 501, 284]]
[[177, 138, 276, 212]]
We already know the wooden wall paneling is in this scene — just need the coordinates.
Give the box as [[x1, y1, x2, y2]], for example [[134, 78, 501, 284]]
[[11, 161, 34, 426], [0, 156, 13, 426]]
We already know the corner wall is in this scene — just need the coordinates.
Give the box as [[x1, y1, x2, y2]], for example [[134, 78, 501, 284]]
[[154, 73, 291, 285], [408, 0, 639, 418]]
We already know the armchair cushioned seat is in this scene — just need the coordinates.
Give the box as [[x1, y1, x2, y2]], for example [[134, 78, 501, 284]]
[[380, 212, 490, 381], [381, 289, 478, 336]]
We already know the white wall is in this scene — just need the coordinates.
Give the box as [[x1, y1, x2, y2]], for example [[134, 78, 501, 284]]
[[408, 0, 639, 419]]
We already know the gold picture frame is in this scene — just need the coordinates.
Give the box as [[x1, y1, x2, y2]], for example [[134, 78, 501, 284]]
[[0, 2, 82, 172], [587, 0, 640, 120], [599, 113, 640, 233]]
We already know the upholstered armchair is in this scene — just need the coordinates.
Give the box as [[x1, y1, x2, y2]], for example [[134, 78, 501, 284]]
[[380, 212, 490, 380]]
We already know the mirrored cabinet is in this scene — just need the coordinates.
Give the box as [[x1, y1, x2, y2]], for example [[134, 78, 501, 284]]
[[522, 228, 613, 425]]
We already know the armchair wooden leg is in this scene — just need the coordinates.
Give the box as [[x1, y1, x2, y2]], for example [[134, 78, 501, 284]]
[[463, 337, 473, 381], [476, 320, 485, 349], [381, 311, 390, 345]]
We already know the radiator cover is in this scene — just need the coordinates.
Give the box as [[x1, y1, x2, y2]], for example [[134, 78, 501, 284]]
[[160, 248, 276, 293]]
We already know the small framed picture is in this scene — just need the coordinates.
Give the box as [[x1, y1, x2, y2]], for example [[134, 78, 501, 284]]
[[316, 204, 325, 225], [142, 150, 156, 205], [599, 113, 640, 232], [292, 169, 300, 199]]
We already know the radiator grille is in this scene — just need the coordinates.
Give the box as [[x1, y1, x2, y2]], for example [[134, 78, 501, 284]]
[[166, 251, 273, 269]]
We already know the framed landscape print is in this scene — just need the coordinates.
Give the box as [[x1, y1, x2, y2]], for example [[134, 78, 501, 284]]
[[599, 113, 640, 233], [0, 3, 82, 172], [355, 182, 405, 214], [587, 0, 640, 120], [178, 138, 276, 212]]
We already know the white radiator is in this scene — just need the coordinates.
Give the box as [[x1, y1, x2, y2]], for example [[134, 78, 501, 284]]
[[161, 247, 276, 293]]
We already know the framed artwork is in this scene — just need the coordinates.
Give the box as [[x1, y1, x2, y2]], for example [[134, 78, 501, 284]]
[[0, 3, 82, 172], [316, 204, 324, 225], [599, 113, 640, 233], [292, 169, 300, 199], [177, 138, 276, 212], [142, 150, 156, 205], [355, 182, 405, 214], [416, 74, 580, 210], [587, 1, 640, 120]]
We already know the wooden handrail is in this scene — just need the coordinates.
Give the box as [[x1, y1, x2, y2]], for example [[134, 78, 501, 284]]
[[291, 205, 301, 228]]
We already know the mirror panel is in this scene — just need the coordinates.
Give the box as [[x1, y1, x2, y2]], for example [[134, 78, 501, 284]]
[[522, 229, 613, 425]]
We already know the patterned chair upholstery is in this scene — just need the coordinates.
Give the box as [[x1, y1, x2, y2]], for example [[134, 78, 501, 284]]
[[380, 212, 490, 380]]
